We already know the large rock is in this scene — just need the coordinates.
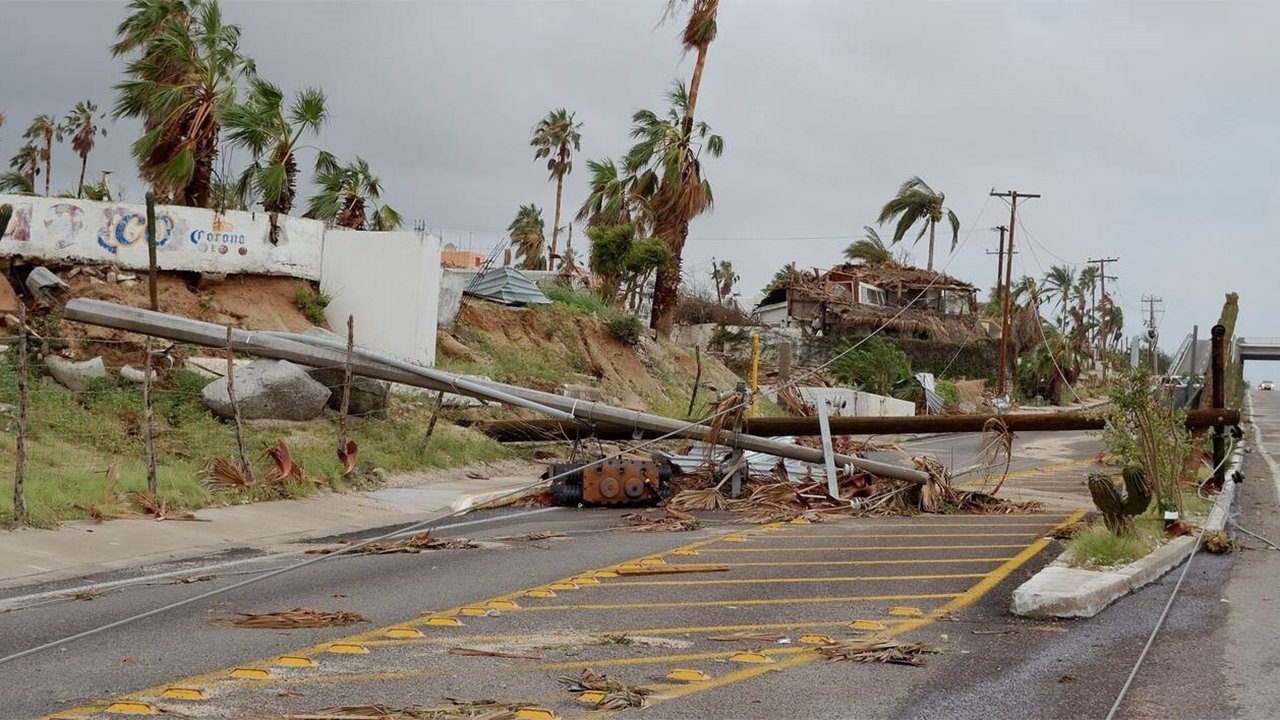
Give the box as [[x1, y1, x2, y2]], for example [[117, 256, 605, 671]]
[[202, 359, 330, 421], [45, 355, 109, 391], [306, 366, 389, 417]]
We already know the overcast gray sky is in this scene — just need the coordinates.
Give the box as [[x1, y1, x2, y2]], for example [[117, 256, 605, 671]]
[[5, 0, 1279, 372]]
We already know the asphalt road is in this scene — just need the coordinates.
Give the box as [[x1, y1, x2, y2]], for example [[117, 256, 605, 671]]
[[2, 427, 1199, 720]]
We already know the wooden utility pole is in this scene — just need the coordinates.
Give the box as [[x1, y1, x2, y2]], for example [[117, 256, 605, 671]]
[[991, 191, 1040, 395], [985, 226, 1011, 310], [1087, 257, 1119, 375], [145, 191, 158, 312], [1142, 294, 1163, 373]]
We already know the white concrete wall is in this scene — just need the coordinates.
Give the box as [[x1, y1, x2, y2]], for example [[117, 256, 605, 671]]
[[321, 230, 441, 366], [796, 386, 916, 417], [0, 194, 324, 279]]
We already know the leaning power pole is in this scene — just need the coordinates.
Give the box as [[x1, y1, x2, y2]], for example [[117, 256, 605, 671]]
[[1087, 256, 1119, 377], [991, 190, 1040, 396], [1142, 294, 1163, 374]]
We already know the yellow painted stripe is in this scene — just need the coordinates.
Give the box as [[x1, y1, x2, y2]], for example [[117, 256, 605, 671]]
[[518, 592, 960, 611], [361, 619, 911, 645], [538, 647, 808, 670], [715, 557, 1015, 567], [646, 510, 1087, 705], [824, 522, 1060, 529], [695, 544, 1030, 552], [592, 573, 987, 587], [744, 532, 1041, 539]]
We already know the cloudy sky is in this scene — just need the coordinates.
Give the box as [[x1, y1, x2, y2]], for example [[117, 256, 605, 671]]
[[5, 0, 1279, 372]]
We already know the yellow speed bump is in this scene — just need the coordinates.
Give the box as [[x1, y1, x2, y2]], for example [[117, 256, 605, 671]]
[[524, 589, 557, 598], [729, 651, 774, 664], [385, 627, 424, 639], [789, 517, 812, 525], [850, 620, 887, 631], [721, 534, 749, 543], [639, 557, 666, 566], [515, 708, 559, 720], [159, 688, 206, 700], [761, 524, 785, 532], [274, 656, 318, 668], [327, 643, 369, 655], [889, 607, 924, 617], [666, 668, 711, 682], [104, 701, 158, 714], [571, 576, 599, 585], [229, 668, 271, 680], [577, 690, 607, 704], [486, 599, 520, 610], [799, 634, 834, 645], [593, 570, 619, 578], [547, 582, 579, 591], [424, 616, 464, 626], [672, 549, 699, 556], [459, 607, 492, 616]]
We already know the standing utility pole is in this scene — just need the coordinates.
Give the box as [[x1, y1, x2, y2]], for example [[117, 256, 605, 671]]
[[986, 226, 1009, 310], [1142, 295, 1163, 374], [991, 191, 1040, 396], [1087, 257, 1119, 375]]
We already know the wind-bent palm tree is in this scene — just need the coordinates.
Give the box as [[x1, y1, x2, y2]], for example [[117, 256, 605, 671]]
[[224, 77, 327, 214], [876, 176, 960, 272], [304, 153, 402, 231], [530, 109, 582, 268], [711, 259, 738, 305], [843, 226, 896, 266], [508, 204, 547, 271], [23, 115, 62, 197], [1042, 264, 1076, 330], [1, 144, 41, 194], [625, 81, 723, 334], [114, 0, 248, 207], [577, 158, 632, 228], [62, 101, 108, 198], [662, 0, 719, 135]]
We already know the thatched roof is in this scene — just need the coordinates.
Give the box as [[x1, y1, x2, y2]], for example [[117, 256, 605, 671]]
[[825, 263, 977, 292]]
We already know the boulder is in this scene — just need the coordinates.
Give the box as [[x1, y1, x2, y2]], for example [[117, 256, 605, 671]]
[[306, 366, 390, 417], [202, 359, 330, 421], [119, 364, 157, 384], [45, 355, 109, 391]]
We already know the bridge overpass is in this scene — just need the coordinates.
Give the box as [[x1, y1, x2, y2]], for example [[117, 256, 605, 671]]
[[1236, 337, 1280, 362]]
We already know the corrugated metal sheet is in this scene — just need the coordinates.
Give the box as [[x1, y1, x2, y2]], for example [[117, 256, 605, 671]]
[[463, 266, 551, 305], [666, 438, 830, 481]]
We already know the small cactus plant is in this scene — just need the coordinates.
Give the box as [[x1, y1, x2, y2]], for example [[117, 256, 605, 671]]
[[1087, 466, 1152, 536]]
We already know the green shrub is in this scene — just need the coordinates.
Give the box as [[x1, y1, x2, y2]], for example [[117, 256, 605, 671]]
[[294, 284, 331, 326], [1067, 522, 1161, 568], [936, 378, 960, 405], [830, 337, 913, 396], [606, 315, 643, 346], [543, 285, 612, 316]]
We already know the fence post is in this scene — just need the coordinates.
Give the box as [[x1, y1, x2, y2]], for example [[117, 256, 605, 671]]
[[338, 315, 354, 454], [143, 337, 158, 495], [1210, 324, 1226, 490], [226, 326, 253, 481], [14, 302, 28, 520]]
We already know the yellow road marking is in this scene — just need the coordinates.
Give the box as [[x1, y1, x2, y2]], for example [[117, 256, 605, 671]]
[[714, 557, 1015, 567], [517, 592, 960, 611], [590, 572, 987, 587], [359, 619, 912, 646], [645, 510, 1088, 705], [695, 544, 1030, 552], [746, 532, 1041, 538]]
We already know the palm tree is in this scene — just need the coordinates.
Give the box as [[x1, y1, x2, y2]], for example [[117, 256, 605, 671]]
[[1042, 264, 1076, 330], [114, 0, 248, 207], [304, 153, 402, 231], [530, 109, 582, 268], [508, 204, 546, 271], [711, 259, 738, 305], [625, 81, 723, 334], [662, 0, 719, 135], [23, 115, 62, 197], [223, 77, 327, 214], [576, 158, 636, 227], [62, 101, 108, 198], [1, 144, 41, 194], [876, 176, 960, 272], [843, 226, 896, 266]]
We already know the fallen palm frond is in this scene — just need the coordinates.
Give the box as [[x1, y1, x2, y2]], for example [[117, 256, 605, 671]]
[[623, 508, 699, 531], [667, 485, 731, 512], [76, 463, 142, 521], [487, 531, 569, 542], [202, 457, 253, 492], [307, 531, 480, 555], [231, 607, 369, 629], [707, 631, 788, 643], [1203, 529, 1237, 554], [977, 417, 1015, 495], [266, 438, 323, 487], [704, 392, 745, 466], [557, 669, 652, 710], [130, 490, 203, 521], [282, 701, 524, 719], [818, 638, 940, 666], [448, 647, 542, 660], [338, 440, 359, 476]]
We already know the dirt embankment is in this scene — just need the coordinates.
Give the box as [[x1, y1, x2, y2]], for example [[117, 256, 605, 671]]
[[439, 298, 745, 417]]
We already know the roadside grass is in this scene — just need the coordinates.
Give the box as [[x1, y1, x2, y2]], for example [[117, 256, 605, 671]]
[[0, 364, 509, 527], [1067, 521, 1164, 568]]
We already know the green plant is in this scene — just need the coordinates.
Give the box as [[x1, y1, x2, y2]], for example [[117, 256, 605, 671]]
[[606, 315, 643, 346], [1102, 366, 1190, 513], [1087, 467, 1152, 535], [1067, 522, 1161, 568], [935, 378, 959, 406], [831, 337, 913, 397], [294, 284, 331, 326]]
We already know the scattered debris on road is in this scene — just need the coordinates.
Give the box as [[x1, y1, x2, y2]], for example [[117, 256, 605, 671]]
[[557, 668, 652, 710], [818, 638, 941, 666], [280, 699, 534, 719], [448, 647, 543, 660], [623, 507, 699, 531], [707, 631, 789, 643], [1203, 529, 1237, 553], [231, 607, 368, 629], [307, 532, 481, 555], [614, 563, 730, 576]]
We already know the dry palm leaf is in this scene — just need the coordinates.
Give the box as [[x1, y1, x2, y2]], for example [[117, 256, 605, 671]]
[[203, 457, 252, 491], [76, 463, 141, 521], [623, 508, 699, 532], [284, 703, 522, 720], [667, 486, 731, 512], [232, 607, 368, 629], [130, 491, 203, 521], [487, 531, 568, 542], [448, 647, 542, 660], [557, 668, 651, 710], [266, 438, 322, 486], [1203, 530, 1236, 554], [707, 631, 788, 642], [977, 417, 1015, 495], [338, 440, 359, 476], [308, 532, 480, 555], [818, 638, 940, 666]]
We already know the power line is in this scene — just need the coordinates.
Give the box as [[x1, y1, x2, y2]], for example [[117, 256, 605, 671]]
[[990, 190, 1040, 396]]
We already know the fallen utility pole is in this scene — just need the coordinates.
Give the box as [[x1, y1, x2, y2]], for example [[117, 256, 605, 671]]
[[63, 298, 928, 483], [467, 408, 1239, 442]]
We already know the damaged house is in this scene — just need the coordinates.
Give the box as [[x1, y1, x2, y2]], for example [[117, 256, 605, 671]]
[[754, 263, 992, 342]]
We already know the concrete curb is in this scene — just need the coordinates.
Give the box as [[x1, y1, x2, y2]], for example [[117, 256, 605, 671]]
[[1011, 447, 1242, 619]]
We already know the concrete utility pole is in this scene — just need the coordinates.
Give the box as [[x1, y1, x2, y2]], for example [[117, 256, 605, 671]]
[[991, 190, 1041, 396], [1143, 294, 1163, 373], [1087, 257, 1119, 376]]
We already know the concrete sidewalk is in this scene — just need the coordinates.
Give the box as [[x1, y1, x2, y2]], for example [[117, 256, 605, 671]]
[[0, 469, 541, 592]]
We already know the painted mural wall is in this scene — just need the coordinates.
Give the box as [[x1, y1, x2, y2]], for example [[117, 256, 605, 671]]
[[0, 194, 325, 279]]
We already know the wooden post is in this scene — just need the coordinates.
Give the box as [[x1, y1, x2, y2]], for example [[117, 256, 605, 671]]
[[142, 337, 158, 495], [338, 315, 354, 453], [778, 341, 793, 384], [1210, 323, 1226, 490], [686, 345, 703, 417], [14, 302, 28, 520], [749, 332, 761, 417], [226, 326, 253, 481], [145, 191, 158, 312]]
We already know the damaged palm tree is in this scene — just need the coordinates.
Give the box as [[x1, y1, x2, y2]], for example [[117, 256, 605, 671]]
[[1086, 467, 1152, 536], [818, 638, 940, 666], [557, 668, 652, 710]]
